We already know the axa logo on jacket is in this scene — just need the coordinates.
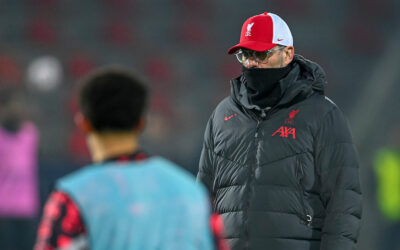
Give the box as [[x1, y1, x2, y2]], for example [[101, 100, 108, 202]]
[[272, 109, 300, 139], [272, 126, 296, 139]]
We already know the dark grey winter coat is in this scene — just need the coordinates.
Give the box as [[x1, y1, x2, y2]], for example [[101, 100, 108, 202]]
[[197, 55, 362, 250]]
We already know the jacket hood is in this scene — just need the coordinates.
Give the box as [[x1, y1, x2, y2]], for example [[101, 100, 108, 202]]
[[291, 54, 326, 94], [231, 54, 327, 110]]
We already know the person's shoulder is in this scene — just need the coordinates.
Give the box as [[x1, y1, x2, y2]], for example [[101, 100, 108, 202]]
[[20, 121, 37, 132], [148, 156, 196, 182], [148, 156, 209, 195], [296, 94, 347, 132], [214, 96, 232, 112], [306, 94, 341, 115], [210, 95, 238, 121], [20, 121, 39, 141], [56, 163, 102, 189]]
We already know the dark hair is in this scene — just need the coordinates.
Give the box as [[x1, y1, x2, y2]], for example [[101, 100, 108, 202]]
[[78, 66, 149, 133], [0, 86, 25, 133]]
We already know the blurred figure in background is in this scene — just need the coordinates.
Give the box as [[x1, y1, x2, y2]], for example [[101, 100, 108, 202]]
[[374, 130, 400, 250], [0, 86, 40, 250], [34, 67, 228, 250]]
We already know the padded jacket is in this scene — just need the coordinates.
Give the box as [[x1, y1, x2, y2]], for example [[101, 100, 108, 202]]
[[197, 55, 362, 250]]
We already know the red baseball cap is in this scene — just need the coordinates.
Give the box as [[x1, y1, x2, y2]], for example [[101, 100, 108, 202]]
[[227, 12, 293, 54]]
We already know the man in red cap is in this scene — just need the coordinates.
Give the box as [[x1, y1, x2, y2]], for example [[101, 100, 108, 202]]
[[197, 12, 362, 250]]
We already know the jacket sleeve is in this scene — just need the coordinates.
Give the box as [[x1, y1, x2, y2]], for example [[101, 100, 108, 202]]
[[197, 112, 216, 196], [34, 190, 87, 250], [315, 107, 362, 250]]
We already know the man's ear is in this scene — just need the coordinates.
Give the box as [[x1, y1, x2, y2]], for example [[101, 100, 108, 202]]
[[135, 117, 146, 134], [284, 46, 295, 65], [74, 112, 93, 133]]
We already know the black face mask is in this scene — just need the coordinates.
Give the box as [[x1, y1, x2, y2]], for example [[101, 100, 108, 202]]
[[242, 64, 292, 109]]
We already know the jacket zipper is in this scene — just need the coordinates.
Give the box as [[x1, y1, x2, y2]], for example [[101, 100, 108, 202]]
[[296, 157, 313, 227], [242, 107, 274, 248], [244, 119, 262, 250]]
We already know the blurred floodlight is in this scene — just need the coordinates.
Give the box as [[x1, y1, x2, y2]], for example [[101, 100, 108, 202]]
[[27, 56, 63, 92]]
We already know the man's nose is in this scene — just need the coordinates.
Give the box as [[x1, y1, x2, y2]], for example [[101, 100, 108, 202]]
[[243, 58, 259, 68]]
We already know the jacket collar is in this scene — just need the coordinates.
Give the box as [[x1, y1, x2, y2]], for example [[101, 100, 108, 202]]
[[231, 54, 327, 111]]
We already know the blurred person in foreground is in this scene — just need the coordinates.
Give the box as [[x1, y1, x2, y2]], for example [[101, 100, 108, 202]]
[[197, 12, 362, 250], [34, 67, 229, 250], [0, 86, 40, 250]]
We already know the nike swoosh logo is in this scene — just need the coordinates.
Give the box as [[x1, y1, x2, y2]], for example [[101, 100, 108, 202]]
[[277, 38, 284, 41], [224, 114, 238, 121]]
